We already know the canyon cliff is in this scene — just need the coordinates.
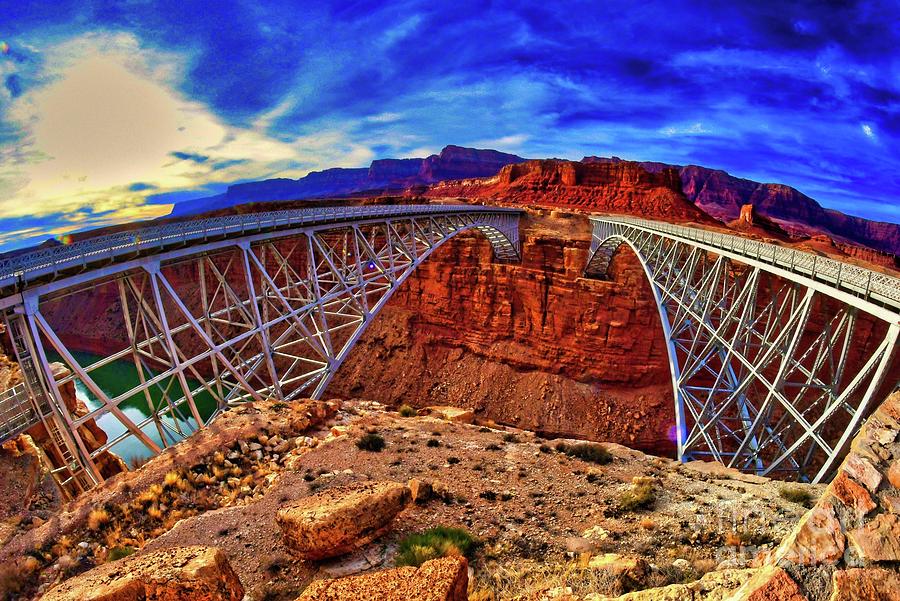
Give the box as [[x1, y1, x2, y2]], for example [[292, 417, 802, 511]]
[[423, 160, 714, 224], [328, 212, 676, 455], [584, 156, 900, 256]]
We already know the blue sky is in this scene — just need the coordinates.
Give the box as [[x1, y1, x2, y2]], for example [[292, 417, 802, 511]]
[[1, 1, 898, 251]]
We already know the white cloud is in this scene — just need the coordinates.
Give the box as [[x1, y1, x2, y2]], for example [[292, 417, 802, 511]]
[[0, 31, 376, 229], [861, 123, 876, 140], [661, 122, 711, 136], [471, 134, 530, 151]]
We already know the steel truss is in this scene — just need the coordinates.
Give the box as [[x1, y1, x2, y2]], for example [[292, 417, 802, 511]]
[[0, 205, 520, 494], [586, 216, 900, 483]]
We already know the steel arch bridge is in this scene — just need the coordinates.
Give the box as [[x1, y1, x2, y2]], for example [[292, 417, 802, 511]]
[[586, 215, 900, 483], [0, 204, 521, 494]]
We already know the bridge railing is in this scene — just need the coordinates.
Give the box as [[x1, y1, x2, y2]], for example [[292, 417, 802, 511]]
[[593, 215, 900, 311], [0, 382, 38, 441], [0, 204, 520, 291]]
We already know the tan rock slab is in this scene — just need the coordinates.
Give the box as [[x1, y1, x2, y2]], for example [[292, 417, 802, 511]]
[[731, 565, 808, 601], [829, 472, 876, 520], [847, 513, 900, 562], [276, 481, 410, 560], [887, 461, 900, 489], [883, 495, 900, 514], [588, 553, 648, 583], [597, 568, 754, 601], [682, 460, 769, 485], [408, 478, 433, 504], [830, 567, 900, 601], [843, 454, 882, 493], [41, 546, 244, 601], [776, 502, 845, 565], [296, 555, 468, 600], [426, 406, 475, 424]]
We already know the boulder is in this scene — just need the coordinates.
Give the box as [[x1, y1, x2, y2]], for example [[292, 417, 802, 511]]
[[842, 454, 882, 494], [846, 513, 900, 562], [829, 472, 876, 521], [731, 565, 807, 601], [296, 555, 468, 600], [887, 461, 900, 489], [277, 481, 410, 560], [41, 546, 243, 601], [830, 567, 900, 600], [588, 553, 648, 585], [775, 502, 845, 565], [408, 478, 433, 504], [426, 406, 475, 424], [598, 568, 754, 601]]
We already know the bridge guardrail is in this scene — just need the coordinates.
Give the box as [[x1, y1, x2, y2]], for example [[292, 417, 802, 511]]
[[0, 382, 38, 440], [592, 215, 900, 311], [0, 204, 520, 291]]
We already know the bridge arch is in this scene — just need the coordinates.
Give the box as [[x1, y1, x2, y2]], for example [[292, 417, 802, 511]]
[[0, 205, 522, 493], [585, 216, 900, 483]]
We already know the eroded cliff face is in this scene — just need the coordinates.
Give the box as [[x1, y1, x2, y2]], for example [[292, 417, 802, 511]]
[[424, 160, 715, 224], [328, 211, 677, 455]]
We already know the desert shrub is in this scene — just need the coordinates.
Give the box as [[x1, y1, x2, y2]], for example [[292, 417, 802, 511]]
[[502, 433, 520, 443], [395, 526, 478, 567], [555, 442, 612, 465], [447, 456, 461, 465], [398, 404, 417, 417], [539, 444, 552, 453], [485, 443, 501, 451], [779, 486, 814, 508], [618, 479, 656, 511], [480, 490, 498, 501], [107, 546, 135, 562], [726, 529, 773, 547], [87, 508, 111, 531], [426, 438, 441, 448], [355, 433, 386, 452]]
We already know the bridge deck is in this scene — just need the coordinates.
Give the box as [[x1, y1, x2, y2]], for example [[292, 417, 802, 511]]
[[591, 215, 900, 317], [0, 204, 522, 296]]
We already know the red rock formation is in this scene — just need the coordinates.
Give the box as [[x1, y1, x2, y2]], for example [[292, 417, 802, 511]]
[[424, 160, 716, 223], [329, 212, 677, 455], [679, 165, 900, 255]]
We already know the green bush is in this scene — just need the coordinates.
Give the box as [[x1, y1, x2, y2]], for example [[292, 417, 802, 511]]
[[395, 526, 478, 567], [618, 479, 656, 511], [779, 486, 814, 508], [356, 433, 386, 452], [107, 546, 135, 562], [555, 442, 613, 465], [398, 404, 417, 417]]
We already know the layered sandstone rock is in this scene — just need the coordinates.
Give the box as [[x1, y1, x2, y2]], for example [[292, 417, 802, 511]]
[[678, 164, 900, 255], [587, 568, 755, 600], [296, 556, 468, 600], [276, 481, 411, 560], [41, 546, 243, 601], [754, 391, 900, 597], [425, 160, 713, 223], [329, 213, 677, 456]]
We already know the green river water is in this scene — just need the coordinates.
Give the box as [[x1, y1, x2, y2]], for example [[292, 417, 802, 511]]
[[59, 351, 218, 466]]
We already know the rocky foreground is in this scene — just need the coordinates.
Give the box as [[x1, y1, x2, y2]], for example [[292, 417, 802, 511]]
[[1, 391, 896, 600]]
